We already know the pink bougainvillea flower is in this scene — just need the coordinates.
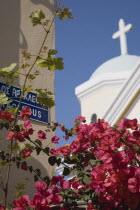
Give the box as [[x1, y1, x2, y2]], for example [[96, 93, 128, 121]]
[[71, 178, 84, 189], [35, 181, 47, 193], [118, 118, 138, 130], [0, 204, 5, 210], [128, 177, 139, 193], [63, 135, 69, 141], [0, 108, 3, 119], [53, 122, 58, 127], [60, 180, 71, 189], [20, 106, 32, 120], [20, 162, 29, 171], [2, 111, 15, 122], [14, 132, 25, 142], [13, 195, 29, 209], [29, 194, 50, 209], [87, 204, 95, 210], [38, 130, 46, 141], [6, 131, 14, 140], [4, 116, 140, 209], [56, 145, 71, 156], [49, 149, 58, 156], [52, 194, 63, 204], [73, 115, 86, 123], [51, 176, 64, 185], [24, 128, 34, 136], [60, 124, 65, 131], [51, 136, 59, 144], [24, 120, 32, 129], [21, 149, 33, 158]]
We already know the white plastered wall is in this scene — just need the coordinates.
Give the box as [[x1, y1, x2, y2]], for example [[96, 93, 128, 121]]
[[80, 84, 122, 123]]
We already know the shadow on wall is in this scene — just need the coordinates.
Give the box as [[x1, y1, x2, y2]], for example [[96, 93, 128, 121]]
[[19, 28, 28, 50], [0, 0, 20, 66], [0, 153, 54, 204], [30, 0, 54, 13], [0, 0, 54, 67]]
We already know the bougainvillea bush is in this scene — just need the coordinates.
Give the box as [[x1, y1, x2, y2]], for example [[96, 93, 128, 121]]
[[0, 107, 140, 210]]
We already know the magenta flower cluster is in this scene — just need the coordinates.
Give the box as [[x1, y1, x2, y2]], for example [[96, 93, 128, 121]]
[[0, 107, 140, 209]]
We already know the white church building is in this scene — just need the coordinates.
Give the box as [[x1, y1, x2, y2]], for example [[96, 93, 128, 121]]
[[57, 19, 140, 178], [75, 19, 140, 125]]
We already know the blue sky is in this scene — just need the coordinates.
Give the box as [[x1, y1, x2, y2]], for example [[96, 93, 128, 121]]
[[55, 0, 140, 145]]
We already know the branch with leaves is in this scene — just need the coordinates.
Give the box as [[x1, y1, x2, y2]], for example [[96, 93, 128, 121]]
[[0, 0, 74, 208]]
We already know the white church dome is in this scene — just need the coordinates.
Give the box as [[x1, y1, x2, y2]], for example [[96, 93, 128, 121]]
[[90, 54, 140, 79]]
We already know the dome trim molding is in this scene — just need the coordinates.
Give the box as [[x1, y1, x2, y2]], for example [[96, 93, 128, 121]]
[[75, 71, 129, 100]]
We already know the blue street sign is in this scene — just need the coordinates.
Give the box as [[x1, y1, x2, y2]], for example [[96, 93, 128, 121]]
[[0, 82, 49, 123]]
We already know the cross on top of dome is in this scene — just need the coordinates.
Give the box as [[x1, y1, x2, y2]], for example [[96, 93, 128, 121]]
[[112, 19, 132, 55]]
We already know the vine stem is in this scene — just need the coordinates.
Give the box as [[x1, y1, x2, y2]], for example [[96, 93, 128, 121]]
[[4, 0, 62, 207]]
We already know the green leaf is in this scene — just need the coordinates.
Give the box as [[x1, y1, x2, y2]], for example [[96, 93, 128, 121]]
[[91, 192, 96, 198], [48, 49, 58, 57], [65, 129, 73, 137], [64, 157, 76, 164], [34, 175, 38, 182], [16, 191, 25, 198], [15, 182, 27, 190], [0, 63, 17, 85], [36, 58, 48, 67], [30, 10, 45, 26], [28, 74, 36, 80], [43, 176, 50, 185], [37, 49, 64, 70], [21, 50, 31, 60], [19, 143, 34, 151], [35, 139, 42, 147], [83, 194, 91, 201], [16, 157, 22, 162], [0, 93, 12, 105], [0, 160, 7, 166], [25, 143, 34, 150], [8, 203, 14, 209], [0, 63, 17, 74], [13, 69, 20, 78], [37, 57, 64, 70], [67, 198, 73, 204], [29, 166, 33, 173], [16, 161, 20, 168], [0, 151, 5, 160], [0, 160, 12, 166], [35, 88, 55, 108], [35, 169, 41, 176], [89, 159, 102, 167], [57, 8, 74, 20], [11, 142, 20, 152], [53, 57, 64, 70], [5, 106, 18, 115], [43, 147, 50, 155], [23, 85, 33, 95], [83, 175, 90, 185], [48, 156, 57, 166], [35, 147, 42, 155], [14, 125, 20, 132], [56, 158, 61, 167], [63, 167, 70, 176], [0, 123, 5, 129], [4, 122, 10, 129]]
